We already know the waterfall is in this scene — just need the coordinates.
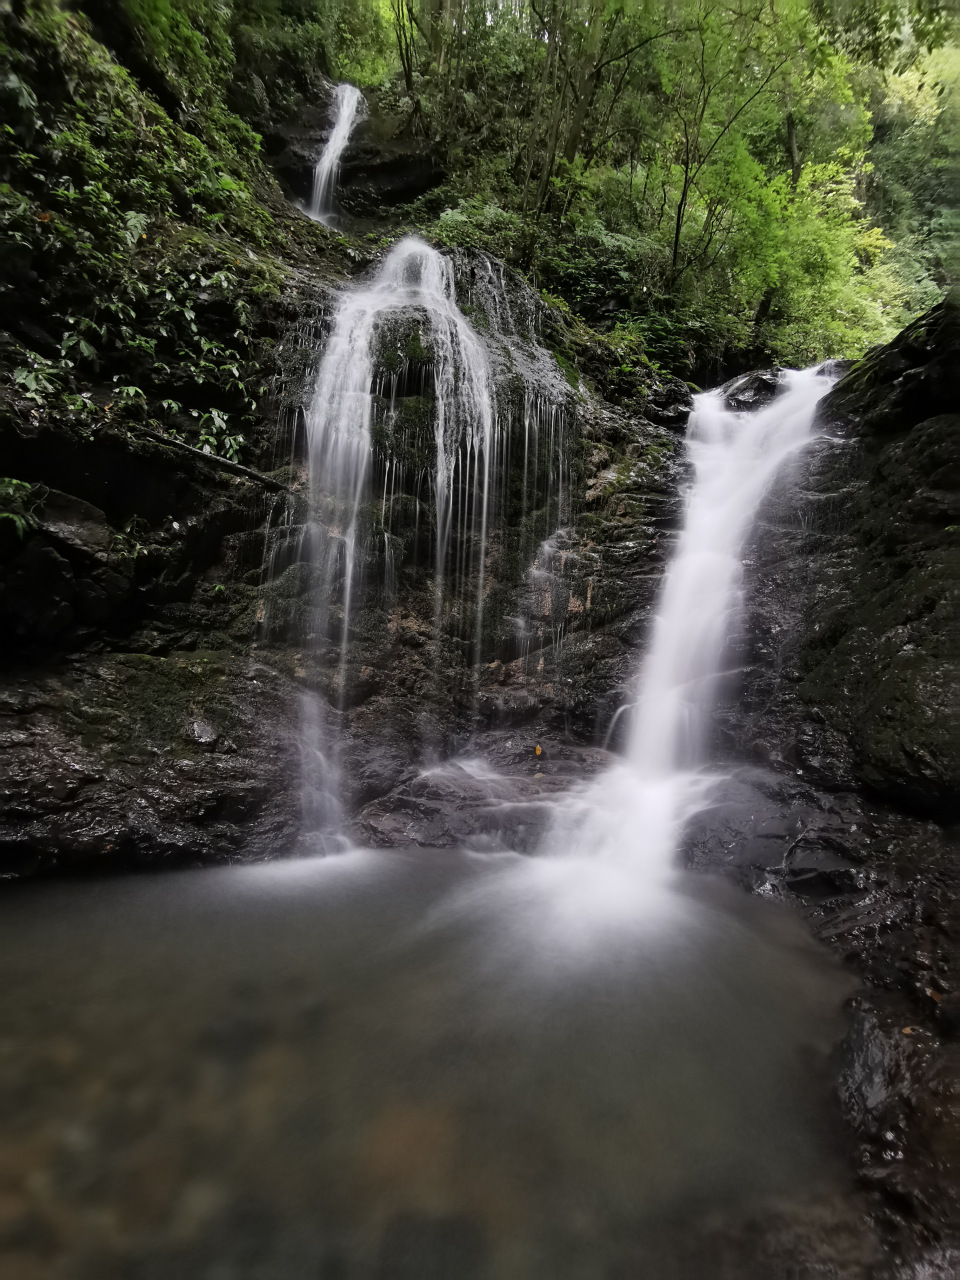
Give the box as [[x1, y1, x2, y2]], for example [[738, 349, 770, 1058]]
[[303, 237, 494, 688], [285, 236, 570, 843], [298, 236, 571, 682], [628, 366, 834, 775], [308, 84, 364, 225], [544, 366, 837, 892]]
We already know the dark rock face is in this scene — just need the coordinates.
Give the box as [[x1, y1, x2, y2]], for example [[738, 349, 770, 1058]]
[[0, 413, 273, 659], [717, 294, 960, 820], [720, 367, 784, 411], [356, 733, 613, 850], [472, 395, 686, 742], [698, 297, 960, 1257], [0, 654, 300, 876], [0, 399, 302, 875], [339, 143, 448, 215], [261, 92, 446, 216], [0, 212, 958, 1266], [0, 248, 690, 874], [256, 248, 690, 805]]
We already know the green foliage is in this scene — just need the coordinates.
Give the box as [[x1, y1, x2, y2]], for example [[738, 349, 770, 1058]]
[[2, 0, 955, 403], [196, 406, 245, 461], [435, 198, 524, 257], [380, 0, 956, 371], [229, 0, 392, 133], [0, 478, 43, 539], [863, 48, 960, 292], [0, 0, 311, 460]]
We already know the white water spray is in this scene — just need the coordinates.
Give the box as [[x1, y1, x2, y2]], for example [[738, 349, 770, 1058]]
[[280, 235, 572, 845], [308, 84, 364, 225], [543, 366, 837, 900], [629, 367, 834, 775]]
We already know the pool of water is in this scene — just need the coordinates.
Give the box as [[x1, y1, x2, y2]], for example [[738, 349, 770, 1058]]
[[0, 848, 868, 1279]]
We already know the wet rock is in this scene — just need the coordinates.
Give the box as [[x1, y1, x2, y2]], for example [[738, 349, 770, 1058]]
[[340, 145, 448, 215], [354, 736, 611, 850], [0, 409, 275, 661], [261, 92, 446, 215], [936, 995, 960, 1041], [0, 653, 300, 876], [34, 489, 112, 557], [715, 293, 960, 820], [827, 291, 960, 435], [643, 380, 694, 429], [0, 539, 77, 644], [720, 368, 783, 411], [184, 719, 219, 751]]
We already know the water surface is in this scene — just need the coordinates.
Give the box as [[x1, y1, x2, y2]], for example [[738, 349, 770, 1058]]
[[0, 849, 861, 1279]]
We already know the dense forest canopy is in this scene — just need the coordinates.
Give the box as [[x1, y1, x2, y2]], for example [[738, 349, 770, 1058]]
[[0, 0, 956, 420], [266, 0, 958, 369]]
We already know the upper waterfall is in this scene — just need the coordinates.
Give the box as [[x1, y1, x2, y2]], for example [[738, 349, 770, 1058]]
[[308, 83, 364, 225], [302, 236, 496, 691], [277, 235, 572, 691]]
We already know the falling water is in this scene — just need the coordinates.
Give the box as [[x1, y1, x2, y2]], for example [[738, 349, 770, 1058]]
[[307, 83, 364, 225], [0, 365, 860, 1277], [544, 366, 837, 896], [629, 366, 836, 774], [303, 237, 496, 688], [287, 236, 576, 845]]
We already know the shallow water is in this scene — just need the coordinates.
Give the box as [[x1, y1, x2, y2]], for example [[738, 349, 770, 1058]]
[[0, 849, 860, 1279]]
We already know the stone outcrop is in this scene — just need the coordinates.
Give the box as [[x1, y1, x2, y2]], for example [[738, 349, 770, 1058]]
[[259, 90, 447, 216], [718, 293, 959, 820], [1, 196, 958, 1265], [688, 298, 960, 1254], [0, 403, 307, 875]]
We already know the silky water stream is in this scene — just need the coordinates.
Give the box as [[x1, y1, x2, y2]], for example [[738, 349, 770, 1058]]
[[305, 84, 364, 226], [0, 338, 870, 1275]]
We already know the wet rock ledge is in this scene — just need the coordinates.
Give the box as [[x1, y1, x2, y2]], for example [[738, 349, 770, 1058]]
[[698, 291, 960, 1263]]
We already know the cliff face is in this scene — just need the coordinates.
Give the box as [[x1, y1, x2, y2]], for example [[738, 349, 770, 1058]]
[[2, 6, 958, 1271], [686, 300, 960, 1254], [2, 283, 955, 882], [0, 233, 691, 872], [722, 293, 959, 820], [0, 389, 303, 874], [0, 4, 698, 871]]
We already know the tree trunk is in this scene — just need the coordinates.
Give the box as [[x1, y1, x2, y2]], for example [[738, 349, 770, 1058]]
[[786, 111, 801, 189], [559, 0, 606, 167]]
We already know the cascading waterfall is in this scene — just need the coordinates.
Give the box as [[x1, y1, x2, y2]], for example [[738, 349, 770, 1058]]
[[285, 236, 571, 842], [307, 83, 364, 225], [544, 366, 837, 897], [299, 236, 572, 683], [303, 237, 495, 687], [628, 367, 835, 775]]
